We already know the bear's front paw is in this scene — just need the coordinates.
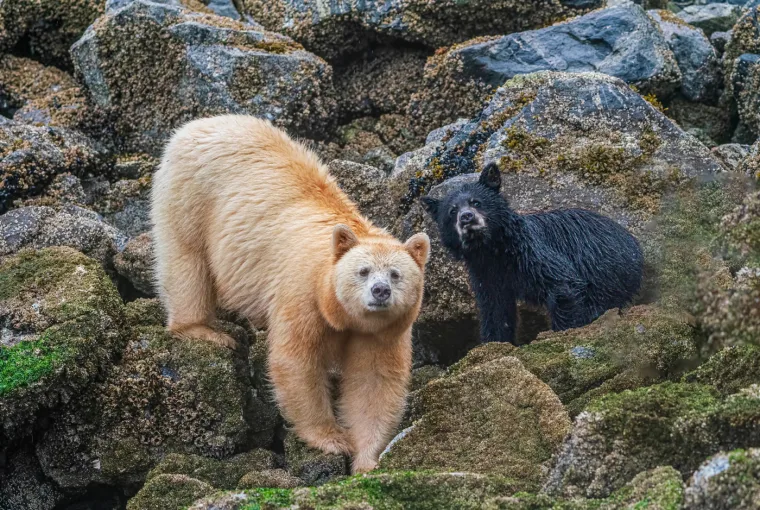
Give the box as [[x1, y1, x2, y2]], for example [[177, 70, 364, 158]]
[[351, 455, 378, 474], [310, 428, 352, 455]]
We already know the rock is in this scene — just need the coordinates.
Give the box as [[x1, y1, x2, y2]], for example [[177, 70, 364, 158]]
[[0, 447, 64, 510], [0, 56, 79, 116], [700, 265, 760, 351], [204, 0, 241, 19], [543, 381, 760, 498], [667, 98, 733, 147], [333, 47, 429, 119], [71, 0, 336, 155], [114, 233, 155, 295], [127, 474, 214, 510], [684, 449, 760, 509], [329, 160, 397, 229], [712, 143, 751, 170], [711, 30, 733, 56], [237, 469, 301, 489], [0, 120, 111, 212], [380, 356, 571, 491], [409, 6, 682, 135], [0, 247, 125, 443], [684, 345, 760, 396], [284, 434, 347, 486], [0, 0, 104, 69], [725, 6, 760, 66], [145, 450, 278, 489], [730, 53, 760, 139], [510, 305, 698, 416], [737, 140, 760, 179], [189, 471, 518, 509], [677, 4, 743, 36], [0, 206, 128, 268], [35, 319, 276, 488], [649, 10, 721, 103], [242, 0, 602, 61], [409, 365, 445, 392]]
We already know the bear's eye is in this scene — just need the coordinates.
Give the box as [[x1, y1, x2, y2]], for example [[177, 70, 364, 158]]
[[448, 206, 457, 217], [390, 269, 400, 281], [471, 200, 480, 208], [359, 267, 370, 278]]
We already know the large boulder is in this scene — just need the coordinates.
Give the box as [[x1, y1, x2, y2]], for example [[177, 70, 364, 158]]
[[114, 232, 154, 295], [677, 3, 744, 36], [544, 381, 760, 498], [0, 0, 104, 69], [0, 120, 111, 212], [648, 10, 721, 103], [0, 247, 125, 443], [241, 0, 602, 61], [684, 448, 760, 509], [409, 6, 682, 135], [34, 302, 278, 488], [71, 0, 336, 155], [380, 356, 571, 492]]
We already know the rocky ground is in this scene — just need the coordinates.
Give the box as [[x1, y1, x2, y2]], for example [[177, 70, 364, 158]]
[[0, 0, 759, 508]]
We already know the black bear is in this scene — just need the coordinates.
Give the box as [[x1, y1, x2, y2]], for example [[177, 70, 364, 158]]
[[421, 163, 643, 345]]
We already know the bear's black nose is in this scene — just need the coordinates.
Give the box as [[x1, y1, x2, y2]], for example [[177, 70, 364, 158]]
[[459, 211, 474, 225], [371, 282, 391, 302]]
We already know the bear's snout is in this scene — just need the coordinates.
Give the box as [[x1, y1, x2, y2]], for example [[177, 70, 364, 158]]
[[459, 210, 475, 225], [371, 282, 391, 303]]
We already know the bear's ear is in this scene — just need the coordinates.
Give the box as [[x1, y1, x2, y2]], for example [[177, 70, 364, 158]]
[[405, 232, 431, 268], [332, 224, 359, 260], [479, 163, 501, 191], [420, 196, 439, 216]]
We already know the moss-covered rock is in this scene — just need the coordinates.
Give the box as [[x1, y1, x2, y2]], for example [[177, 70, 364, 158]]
[[0, 247, 125, 442], [284, 433, 348, 486], [684, 345, 760, 396], [0, 120, 111, 212], [242, 0, 600, 61], [684, 449, 760, 509], [189, 471, 519, 509], [237, 469, 301, 490], [146, 450, 278, 489], [699, 266, 760, 352], [113, 232, 154, 295], [127, 473, 214, 510], [71, 0, 336, 155], [380, 356, 570, 491], [544, 381, 760, 498], [0, 0, 104, 69], [737, 141, 760, 181], [35, 319, 277, 488]]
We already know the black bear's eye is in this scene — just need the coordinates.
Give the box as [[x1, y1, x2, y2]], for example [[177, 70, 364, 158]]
[[449, 206, 457, 216], [390, 269, 400, 281], [359, 267, 370, 277], [471, 200, 481, 208]]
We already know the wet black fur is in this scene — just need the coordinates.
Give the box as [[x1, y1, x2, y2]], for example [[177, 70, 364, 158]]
[[421, 163, 643, 345]]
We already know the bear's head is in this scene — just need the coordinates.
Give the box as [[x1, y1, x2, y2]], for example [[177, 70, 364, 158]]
[[331, 224, 430, 331], [420, 163, 513, 258]]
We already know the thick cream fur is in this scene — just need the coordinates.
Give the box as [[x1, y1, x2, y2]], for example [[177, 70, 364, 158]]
[[151, 115, 430, 473]]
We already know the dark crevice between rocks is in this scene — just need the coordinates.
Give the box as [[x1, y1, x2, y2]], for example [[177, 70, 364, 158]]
[[114, 274, 150, 304], [52, 485, 133, 510]]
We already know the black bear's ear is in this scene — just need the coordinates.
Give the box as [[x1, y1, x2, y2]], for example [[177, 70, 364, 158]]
[[420, 196, 439, 216], [479, 163, 501, 191]]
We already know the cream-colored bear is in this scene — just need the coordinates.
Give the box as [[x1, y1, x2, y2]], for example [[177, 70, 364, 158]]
[[151, 115, 430, 473]]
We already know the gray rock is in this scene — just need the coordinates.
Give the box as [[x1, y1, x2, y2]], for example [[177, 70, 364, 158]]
[[426, 119, 469, 145], [72, 0, 336, 155], [0, 120, 110, 212], [712, 143, 751, 169], [649, 9, 721, 102], [0, 206, 128, 268], [677, 4, 743, 36], [205, 0, 241, 19], [244, 0, 602, 60], [329, 160, 397, 230], [730, 53, 760, 138], [710, 30, 732, 56], [0, 447, 64, 510], [684, 449, 760, 509], [409, 5, 682, 135], [114, 233, 154, 295]]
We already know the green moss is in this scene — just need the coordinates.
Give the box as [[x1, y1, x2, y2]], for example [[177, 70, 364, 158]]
[[0, 334, 68, 396], [127, 474, 213, 510], [685, 449, 760, 508], [683, 345, 760, 395], [146, 450, 277, 489]]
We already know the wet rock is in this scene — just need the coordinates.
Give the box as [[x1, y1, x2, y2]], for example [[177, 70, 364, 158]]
[[544, 381, 760, 498], [712, 143, 751, 170], [649, 10, 721, 103], [409, 6, 682, 134], [329, 160, 397, 229], [380, 356, 571, 491], [0, 446, 64, 510], [677, 4, 743, 36], [284, 434, 347, 486], [0, 0, 104, 69], [35, 319, 275, 488], [114, 233, 154, 295], [71, 0, 336, 155], [242, 0, 601, 60], [0, 206, 128, 268], [684, 448, 760, 509], [0, 248, 125, 443], [127, 474, 214, 510], [0, 120, 111, 212]]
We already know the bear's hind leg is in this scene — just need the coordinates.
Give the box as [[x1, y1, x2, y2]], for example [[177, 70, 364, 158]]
[[338, 332, 412, 474], [268, 317, 351, 455], [155, 236, 236, 349]]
